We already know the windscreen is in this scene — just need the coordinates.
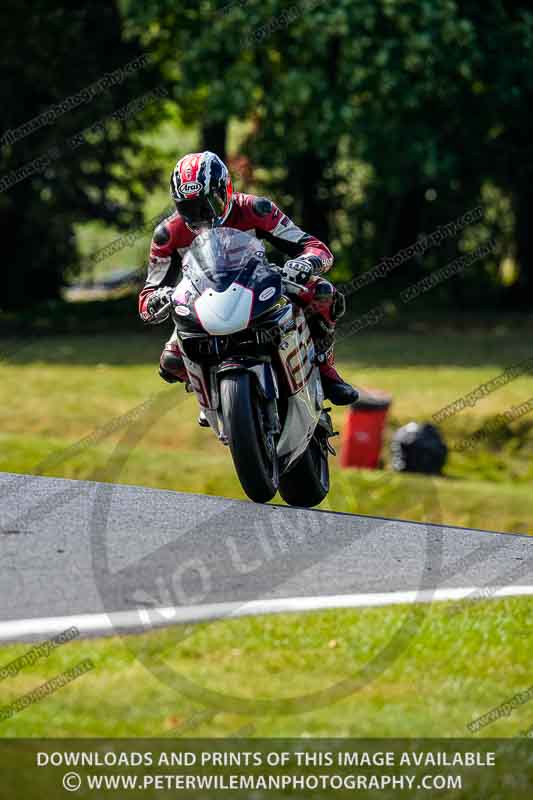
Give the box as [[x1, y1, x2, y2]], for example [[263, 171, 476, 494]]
[[182, 227, 266, 287]]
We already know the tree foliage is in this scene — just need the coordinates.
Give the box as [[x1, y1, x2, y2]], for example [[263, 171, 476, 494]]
[[4, 0, 533, 309], [0, 0, 167, 309], [124, 0, 533, 308]]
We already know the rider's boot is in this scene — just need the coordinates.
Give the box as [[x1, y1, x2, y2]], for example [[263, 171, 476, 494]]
[[159, 341, 187, 383], [299, 277, 359, 406], [318, 347, 359, 406], [160, 341, 210, 426]]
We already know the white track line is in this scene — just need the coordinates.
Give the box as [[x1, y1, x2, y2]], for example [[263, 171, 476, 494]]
[[1, 585, 533, 643]]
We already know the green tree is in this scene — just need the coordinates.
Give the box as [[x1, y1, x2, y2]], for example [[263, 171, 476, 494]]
[[125, 0, 533, 308], [0, 0, 167, 309]]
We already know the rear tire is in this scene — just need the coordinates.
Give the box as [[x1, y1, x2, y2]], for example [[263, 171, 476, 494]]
[[220, 372, 278, 503], [278, 436, 329, 508]]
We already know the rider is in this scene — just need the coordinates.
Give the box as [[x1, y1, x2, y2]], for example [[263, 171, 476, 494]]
[[139, 151, 358, 406]]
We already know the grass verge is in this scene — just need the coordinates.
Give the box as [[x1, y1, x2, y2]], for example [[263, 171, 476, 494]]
[[0, 329, 531, 532], [1, 597, 533, 737]]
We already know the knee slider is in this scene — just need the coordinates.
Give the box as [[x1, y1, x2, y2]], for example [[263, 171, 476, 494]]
[[313, 279, 335, 301], [160, 349, 183, 375], [332, 290, 346, 321], [159, 366, 180, 384]]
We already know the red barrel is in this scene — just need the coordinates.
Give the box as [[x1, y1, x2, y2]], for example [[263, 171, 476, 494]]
[[340, 389, 392, 469]]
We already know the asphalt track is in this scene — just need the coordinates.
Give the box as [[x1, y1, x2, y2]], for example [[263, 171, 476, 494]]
[[0, 471, 532, 642]]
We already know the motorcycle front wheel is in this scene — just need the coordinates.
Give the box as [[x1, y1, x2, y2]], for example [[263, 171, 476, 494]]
[[220, 372, 279, 503], [278, 436, 330, 508]]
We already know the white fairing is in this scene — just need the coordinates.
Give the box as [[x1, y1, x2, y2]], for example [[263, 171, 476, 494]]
[[178, 291, 323, 472], [275, 308, 324, 468], [277, 368, 322, 464], [195, 284, 253, 335]]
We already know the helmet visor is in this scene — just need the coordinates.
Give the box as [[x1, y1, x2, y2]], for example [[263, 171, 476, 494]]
[[176, 196, 215, 226], [206, 185, 227, 218], [176, 185, 228, 227]]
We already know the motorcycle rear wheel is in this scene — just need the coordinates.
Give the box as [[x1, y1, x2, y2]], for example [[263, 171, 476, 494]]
[[220, 372, 279, 504], [278, 436, 329, 508]]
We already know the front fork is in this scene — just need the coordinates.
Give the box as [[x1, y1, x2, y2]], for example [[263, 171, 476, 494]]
[[215, 359, 281, 443], [316, 407, 339, 456]]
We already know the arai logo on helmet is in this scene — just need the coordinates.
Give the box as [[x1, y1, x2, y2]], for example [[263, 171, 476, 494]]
[[259, 286, 276, 302], [179, 181, 202, 196], [175, 305, 190, 316]]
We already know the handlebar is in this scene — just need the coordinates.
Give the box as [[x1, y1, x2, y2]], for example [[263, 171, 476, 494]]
[[269, 263, 306, 291]]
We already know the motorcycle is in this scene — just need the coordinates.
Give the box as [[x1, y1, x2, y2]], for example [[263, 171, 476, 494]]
[[161, 227, 337, 507]]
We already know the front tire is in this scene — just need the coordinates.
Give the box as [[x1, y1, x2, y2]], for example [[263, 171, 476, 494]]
[[220, 372, 278, 503], [278, 436, 329, 508]]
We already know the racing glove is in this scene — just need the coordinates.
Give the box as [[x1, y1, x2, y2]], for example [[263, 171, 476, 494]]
[[142, 287, 173, 324], [281, 256, 321, 286]]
